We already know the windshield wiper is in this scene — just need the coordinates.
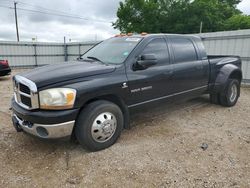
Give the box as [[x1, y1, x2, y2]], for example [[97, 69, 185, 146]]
[[87, 56, 108, 65]]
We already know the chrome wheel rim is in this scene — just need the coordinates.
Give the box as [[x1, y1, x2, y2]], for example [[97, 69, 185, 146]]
[[229, 84, 237, 103], [91, 112, 117, 143]]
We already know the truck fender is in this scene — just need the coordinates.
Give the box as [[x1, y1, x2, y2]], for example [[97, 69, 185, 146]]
[[213, 64, 242, 93], [82, 94, 130, 130]]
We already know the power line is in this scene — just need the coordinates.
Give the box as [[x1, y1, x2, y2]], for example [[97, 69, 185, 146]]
[[0, 0, 15, 3], [16, 1, 83, 18], [1, 0, 99, 20], [0, 3, 112, 23]]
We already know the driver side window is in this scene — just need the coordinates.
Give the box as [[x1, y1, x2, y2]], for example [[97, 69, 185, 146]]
[[141, 38, 170, 64]]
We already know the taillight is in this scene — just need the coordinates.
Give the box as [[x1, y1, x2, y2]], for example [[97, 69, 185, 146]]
[[0, 60, 9, 67]]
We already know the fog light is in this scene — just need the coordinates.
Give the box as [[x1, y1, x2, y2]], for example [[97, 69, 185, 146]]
[[36, 127, 49, 137]]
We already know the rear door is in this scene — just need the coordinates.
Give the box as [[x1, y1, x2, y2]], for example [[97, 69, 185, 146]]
[[126, 37, 174, 106], [169, 37, 208, 94]]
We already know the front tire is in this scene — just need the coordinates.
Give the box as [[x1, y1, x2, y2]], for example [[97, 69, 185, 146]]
[[220, 79, 240, 107], [75, 100, 123, 151]]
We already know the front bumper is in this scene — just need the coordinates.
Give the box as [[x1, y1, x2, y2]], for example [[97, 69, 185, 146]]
[[12, 114, 75, 139], [11, 98, 79, 139], [0, 68, 11, 76]]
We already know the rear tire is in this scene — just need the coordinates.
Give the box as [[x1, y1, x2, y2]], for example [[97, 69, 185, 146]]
[[75, 100, 123, 151], [220, 79, 240, 107]]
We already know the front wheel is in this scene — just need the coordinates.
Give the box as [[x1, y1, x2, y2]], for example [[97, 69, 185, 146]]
[[75, 100, 123, 151], [220, 79, 240, 107]]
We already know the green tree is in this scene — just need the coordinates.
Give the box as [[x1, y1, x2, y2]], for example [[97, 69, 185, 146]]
[[183, 0, 240, 33], [225, 15, 250, 30], [113, 0, 161, 33], [113, 0, 247, 34], [219, 0, 241, 6]]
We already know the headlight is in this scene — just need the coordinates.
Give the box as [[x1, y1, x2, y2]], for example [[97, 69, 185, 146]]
[[39, 88, 76, 110]]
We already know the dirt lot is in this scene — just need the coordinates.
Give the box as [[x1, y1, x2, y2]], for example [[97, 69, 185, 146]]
[[0, 69, 249, 188]]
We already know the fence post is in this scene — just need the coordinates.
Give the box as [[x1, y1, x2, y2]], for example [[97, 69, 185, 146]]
[[64, 36, 67, 61], [34, 44, 38, 66], [78, 44, 81, 58]]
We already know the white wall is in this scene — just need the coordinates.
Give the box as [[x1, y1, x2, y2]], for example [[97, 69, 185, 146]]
[[198, 29, 250, 82], [0, 41, 97, 67]]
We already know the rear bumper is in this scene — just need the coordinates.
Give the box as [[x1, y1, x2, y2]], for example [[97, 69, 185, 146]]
[[0, 68, 11, 76], [11, 98, 80, 139]]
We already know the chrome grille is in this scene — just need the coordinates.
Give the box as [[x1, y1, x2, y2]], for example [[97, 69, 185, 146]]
[[19, 83, 30, 94], [13, 75, 39, 110], [20, 95, 32, 107]]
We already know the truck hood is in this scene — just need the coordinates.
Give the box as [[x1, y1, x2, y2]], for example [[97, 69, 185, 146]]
[[19, 61, 116, 88]]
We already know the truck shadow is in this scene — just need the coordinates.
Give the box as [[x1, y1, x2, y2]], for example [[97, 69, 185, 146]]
[[129, 95, 210, 127]]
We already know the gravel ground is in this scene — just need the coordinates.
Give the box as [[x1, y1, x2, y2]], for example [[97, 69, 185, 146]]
[[0, 69, 249, 188]]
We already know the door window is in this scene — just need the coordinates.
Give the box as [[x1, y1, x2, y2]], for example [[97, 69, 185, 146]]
[[141, 38, 170, 64], [171, 38, 198, 62]]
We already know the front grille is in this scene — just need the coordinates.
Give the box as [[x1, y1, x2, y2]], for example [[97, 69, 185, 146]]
[[13, 75, 39, 110], [20, 95, 32, 107], [19, 83, 30, 94]]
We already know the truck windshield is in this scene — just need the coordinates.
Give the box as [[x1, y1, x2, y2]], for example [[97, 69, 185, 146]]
[[80, 37, 142, 65]]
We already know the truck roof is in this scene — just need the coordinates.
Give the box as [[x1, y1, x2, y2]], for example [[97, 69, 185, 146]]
[[114, 33, 201, 40]]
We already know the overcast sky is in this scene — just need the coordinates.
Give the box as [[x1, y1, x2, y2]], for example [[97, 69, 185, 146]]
[[0, 0, 249, 42]]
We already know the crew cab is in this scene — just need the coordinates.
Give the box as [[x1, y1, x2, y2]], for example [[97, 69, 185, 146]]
[[11, 34, 242, 151], [0, 57, 11, 76]]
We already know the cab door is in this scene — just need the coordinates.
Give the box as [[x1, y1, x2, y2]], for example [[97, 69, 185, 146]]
[[169, 37, 208, 94], [126, 37, 174, 106]]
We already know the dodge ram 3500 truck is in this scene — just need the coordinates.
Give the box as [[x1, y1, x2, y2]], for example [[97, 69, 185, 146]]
[[11, 34, 242, 151]]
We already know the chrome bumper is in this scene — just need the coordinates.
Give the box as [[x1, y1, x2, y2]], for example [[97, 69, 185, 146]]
[[12, 114, 75, 139]]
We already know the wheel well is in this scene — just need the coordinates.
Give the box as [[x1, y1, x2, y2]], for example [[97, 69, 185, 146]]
[[84, 95, 130, 129], [85, 95, 124, 110], [229, 71, 242, 82]]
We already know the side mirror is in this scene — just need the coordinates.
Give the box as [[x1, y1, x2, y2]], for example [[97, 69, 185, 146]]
[[134, 54, 158, 70]]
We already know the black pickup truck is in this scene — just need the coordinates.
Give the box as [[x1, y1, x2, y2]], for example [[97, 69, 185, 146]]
[[11, 34, 242, 151]]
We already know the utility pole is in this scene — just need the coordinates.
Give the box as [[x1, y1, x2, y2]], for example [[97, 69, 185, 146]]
[[14, 1, 19, 42], [199, 21, 203, 34]]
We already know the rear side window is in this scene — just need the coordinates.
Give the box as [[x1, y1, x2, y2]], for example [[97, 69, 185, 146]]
[[171, 38, 198, 62], [142, 38, 170, 64]]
